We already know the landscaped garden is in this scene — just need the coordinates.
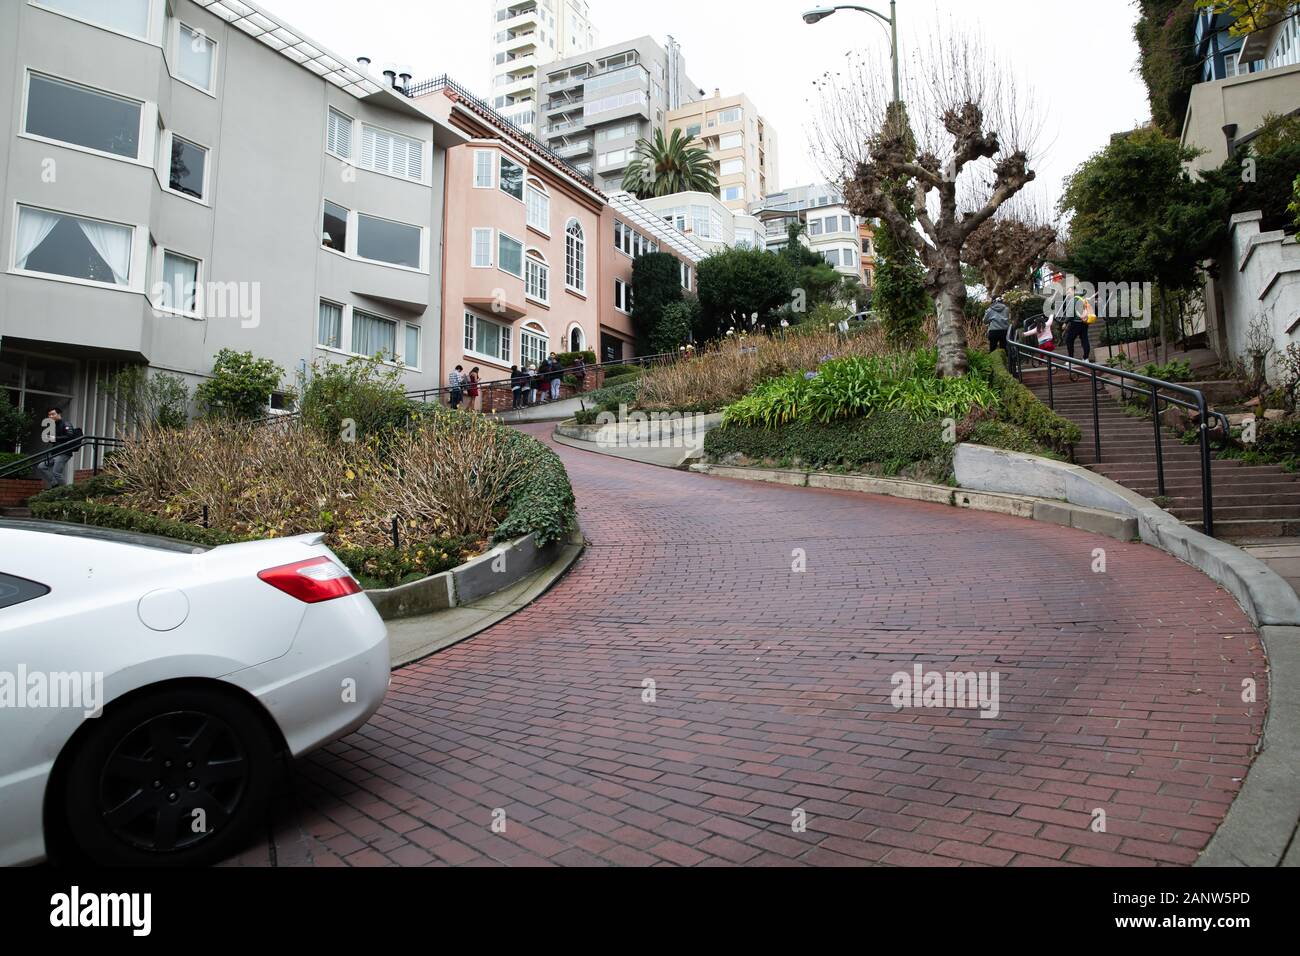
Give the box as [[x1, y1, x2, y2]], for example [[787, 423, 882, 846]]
[[27, 353, 576, 589], [575, 323, 1081, 483]]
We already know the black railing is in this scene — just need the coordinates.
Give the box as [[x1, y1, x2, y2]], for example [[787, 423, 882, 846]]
[[1008, 339, 1226, 538], [0, 436, 126, 482], [404, 351, 680, 408]]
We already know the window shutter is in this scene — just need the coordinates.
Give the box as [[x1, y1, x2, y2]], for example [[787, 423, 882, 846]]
[[328, 110, 352, 158], [361, 126, 376, 170]]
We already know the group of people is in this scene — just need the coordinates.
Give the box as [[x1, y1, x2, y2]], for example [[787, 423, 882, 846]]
[[983, 293, 1097, 363], [446, 354, 587, 411]]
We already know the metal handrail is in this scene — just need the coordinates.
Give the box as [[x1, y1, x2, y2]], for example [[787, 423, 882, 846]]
[[405, 351, 680, 406], [1008, 339, 1222, 538], [0, 435, 126, 482]]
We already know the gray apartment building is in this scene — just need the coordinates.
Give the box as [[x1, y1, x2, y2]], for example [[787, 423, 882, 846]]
[[538, 35, 700, 194], [0, 0, 465, 460]]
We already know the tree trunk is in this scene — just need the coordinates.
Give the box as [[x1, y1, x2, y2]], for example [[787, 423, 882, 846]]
[[935, 276, 970, 379]]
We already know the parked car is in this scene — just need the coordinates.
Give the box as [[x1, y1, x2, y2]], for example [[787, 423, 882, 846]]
[[0, 520, 390, 866]]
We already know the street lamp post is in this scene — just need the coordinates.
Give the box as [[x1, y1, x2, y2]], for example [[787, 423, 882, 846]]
[[803, 2, 900, 104]]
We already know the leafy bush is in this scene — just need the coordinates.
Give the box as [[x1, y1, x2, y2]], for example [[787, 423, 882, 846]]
[[706, 411, 953, 479], [0, 392, 31, 447], [196, 349, 288, 420], [649, 299, 697, 356], [978, 350, 1081, 454], [554, 350, 597, 367], [298, 356, 412, 443], [631, 253, 685, 353], [492, 427, 577, 545], [965, 420, 1060, 458], [102, 367, 190, 431], [1139, 359, 1192, 382], [573, 380, 641, 424], [721, 349, 998, 429], [1256, 418, 1300, 468]]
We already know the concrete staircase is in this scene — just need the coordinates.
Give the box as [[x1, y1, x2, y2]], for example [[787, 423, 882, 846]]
[[1024, 372, 1300, 541]]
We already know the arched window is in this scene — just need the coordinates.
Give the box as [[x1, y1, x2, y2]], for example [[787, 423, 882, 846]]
[[565, 219, 585, 293], [568, 324, 585, 353], [526, 178, 550, 233], [525, 249, 549, 304], [520, 321, 548, 368]]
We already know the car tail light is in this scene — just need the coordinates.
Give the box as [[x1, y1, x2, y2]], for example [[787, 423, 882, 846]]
[[258, 557, 362, 604]]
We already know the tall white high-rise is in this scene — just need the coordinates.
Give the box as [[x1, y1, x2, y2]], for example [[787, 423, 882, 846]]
[[490, 0, 597, 135]]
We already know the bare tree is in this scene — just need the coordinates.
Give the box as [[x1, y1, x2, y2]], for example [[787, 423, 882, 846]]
[[809, 26, 1045, 377], [965, 191, 1057, 298]]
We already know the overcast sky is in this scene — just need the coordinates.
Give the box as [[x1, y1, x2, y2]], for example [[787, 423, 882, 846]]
[[257, 0, 1152, 209]]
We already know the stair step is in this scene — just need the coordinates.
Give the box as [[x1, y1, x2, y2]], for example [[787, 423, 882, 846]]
[[1186, 519, 1300, 541], [1171, 504, 1300, 520]]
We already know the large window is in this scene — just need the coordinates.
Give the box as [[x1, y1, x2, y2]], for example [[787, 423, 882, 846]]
[[157, 251, 199, 314], [721, 185, 743, 202], [464, 311, 512, 363], [719, 132, 743, 151], [168, 135, 208, 200], [565, 220, 585, 292], [471, 228, 494, 268], [175, 23, 216, 91], [520, 327, 548, 367], [525, 253, 549, 303], [526, 182, 550, 232], [719, 158, 744, 176], [404, 325, 421, 369], [357, 214, 421, 269], [34, 0, 150, 38], [614, 278, 632, 313], [360, 124, 423, 181], [498, 233, 524, 278], [717, 107, 743, 125], [24, 73, 142, 159], [318, 300, 343, 349], [322, 201, 348, 252], [500, 156, 525, 201], [13, 205, 133, 287], [327, 108, 353, 159], [352, 310, 398, 359]]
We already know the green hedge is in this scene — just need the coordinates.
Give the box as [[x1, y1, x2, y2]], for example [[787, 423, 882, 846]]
[[493, 427, 576, 545], [975, 350, 1081, 455], [705, 410, 953, 478], [574, 380, 641, 425]]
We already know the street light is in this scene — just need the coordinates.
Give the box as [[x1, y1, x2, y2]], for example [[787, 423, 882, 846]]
[[802, 2, 900, 105]]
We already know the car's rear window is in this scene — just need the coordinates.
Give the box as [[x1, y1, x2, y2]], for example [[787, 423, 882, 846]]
[[0, 573, 51, 610], [0, 519, 210, 555]]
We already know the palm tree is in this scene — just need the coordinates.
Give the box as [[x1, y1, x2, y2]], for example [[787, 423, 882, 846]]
[[622, 128, 719, 198]]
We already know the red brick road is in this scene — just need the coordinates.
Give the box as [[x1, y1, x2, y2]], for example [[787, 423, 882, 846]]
[[229, 424, 1267, 867]]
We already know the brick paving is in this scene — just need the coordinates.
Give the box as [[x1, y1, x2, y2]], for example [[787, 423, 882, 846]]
[[227, 424, 1268, 867]]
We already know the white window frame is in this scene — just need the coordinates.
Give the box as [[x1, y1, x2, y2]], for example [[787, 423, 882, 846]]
[[526, 180, 550, 235], [471, 227, 495, 269], [614, 278, 632, 314], [321, 199, 349, 256], [525, 251, 549, 305], [29, 0, 158, 45], [171, 19, 218, 95], [317, 298, 345, 351], [498, 231, 524, 279], [158, 128, 211, 205], [403, 323, 421, 371], [565, 219, 586, 294], [350, 307, 400, 363], [20, 70, 153, 167], [464, 309, 513, 365], [326, 106, 354, 161], [473, 149, 496, 189], [9, 201, 145, 294], [355, 212, 427, 273], [151, 246, 203, 318], [520, 324, 548, 368], [359, 120, 426, 184]]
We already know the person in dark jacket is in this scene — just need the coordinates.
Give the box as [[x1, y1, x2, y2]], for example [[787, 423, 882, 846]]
[[510, 365, 524, 409], [547, 353, 564, 402], [983, 297, 1011, 353], [36, 407, 82, 488], [534, 358, 551, 403]]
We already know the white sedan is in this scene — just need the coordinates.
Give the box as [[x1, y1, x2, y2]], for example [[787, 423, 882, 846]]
[[0, 519, 390, 866]]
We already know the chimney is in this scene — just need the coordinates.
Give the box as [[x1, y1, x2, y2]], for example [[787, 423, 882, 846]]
[[714, 88, 720, 98], [383, 68, 398, 88], [357, 56, 372, 71], [399, 71, 413, 88]]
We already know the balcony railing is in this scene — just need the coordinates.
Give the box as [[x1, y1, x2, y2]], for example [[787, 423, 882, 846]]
[[553, 139, 593, 159]]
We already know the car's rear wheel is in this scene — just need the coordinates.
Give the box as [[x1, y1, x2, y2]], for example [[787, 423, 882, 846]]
[[62, 687, 275, 866]]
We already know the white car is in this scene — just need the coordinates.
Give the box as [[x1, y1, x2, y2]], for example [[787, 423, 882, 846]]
[[0, 519, 390, 866]]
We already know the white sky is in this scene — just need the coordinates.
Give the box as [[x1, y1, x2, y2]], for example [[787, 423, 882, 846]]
[[256, 0, 1152, 209]]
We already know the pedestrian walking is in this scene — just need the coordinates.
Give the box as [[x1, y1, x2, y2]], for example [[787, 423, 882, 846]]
[[510, 365, 524, 409], [527, 363, 539, 405], [1064, 293, 1095, 363], [572, 355, 587, 393], [548, 352, 563, 402], [983, 296, 1011, 353], [447, 366, 465, 409], [468, 367, 482, 412], [36, 407, 82, 489]]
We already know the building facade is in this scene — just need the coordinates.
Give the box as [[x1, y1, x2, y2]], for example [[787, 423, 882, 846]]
[[600, 191, 707, 362], [638, 191, 764, 256], [490, 0, 597, 136], [408, 77, 607, 389], [666, 92, 779, 211], [0, 0, 463, 461], [752, 184, 874, 286], [539, 35, 700, 195]]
